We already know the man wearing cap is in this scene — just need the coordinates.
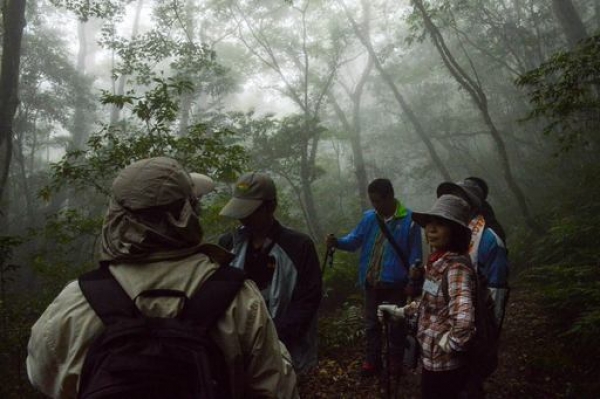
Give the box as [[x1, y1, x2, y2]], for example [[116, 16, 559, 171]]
[[436, 179, 509, 328], [218, 172, 322, 374], [325, 178, 423, 377], [27, 157, 298, 398]]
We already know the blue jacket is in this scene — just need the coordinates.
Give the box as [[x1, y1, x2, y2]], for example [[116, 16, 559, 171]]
[[336, 208, 422, 287], [477, 228, 509, 289], [476, 227, 509, 325]]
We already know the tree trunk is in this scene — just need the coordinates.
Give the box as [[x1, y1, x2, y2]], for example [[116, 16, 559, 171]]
[[413, 0, 541, 232], [70, 21, 90, 150], [11, 108, 36, 227], [349, 56, 374, 211], [232, 1, 339, 240], [300, 150, 321, 240], [110, 0, 144, 125], [551, 0, 588, 48], [329, 92, 370, 211], [345, 0, 452, 182], [0, 0, 27, 209], [178, 0, 196, 137]]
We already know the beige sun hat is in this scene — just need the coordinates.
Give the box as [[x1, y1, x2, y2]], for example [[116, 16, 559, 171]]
[[111, 157, 193, 210], [219, 172, 276, 219]]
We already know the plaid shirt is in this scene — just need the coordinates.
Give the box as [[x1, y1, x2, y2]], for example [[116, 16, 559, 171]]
[[417, 251, 476, 371]]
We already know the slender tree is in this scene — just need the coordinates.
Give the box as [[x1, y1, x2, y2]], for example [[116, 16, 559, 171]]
[[328, 53, 373, 211], [551, 0, 588, 48], [0, 0, 27, 207], [109, 0, 144, 126], [341, 0, 452, 181], [413, 0, 540, 231], [226, 0, 344, 239]]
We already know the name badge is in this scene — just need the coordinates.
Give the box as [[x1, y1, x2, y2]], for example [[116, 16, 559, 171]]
[[423, 278, 440, 296]]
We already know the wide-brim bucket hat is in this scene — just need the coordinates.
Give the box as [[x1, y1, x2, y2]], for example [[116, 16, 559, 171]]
[[412, 194, 472, 237]]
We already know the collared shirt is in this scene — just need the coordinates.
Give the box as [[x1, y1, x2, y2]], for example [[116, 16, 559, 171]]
[[417, 251, 476, 372]]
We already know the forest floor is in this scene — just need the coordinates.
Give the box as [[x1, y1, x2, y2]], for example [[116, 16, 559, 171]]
[[298, 282, 588, 398]]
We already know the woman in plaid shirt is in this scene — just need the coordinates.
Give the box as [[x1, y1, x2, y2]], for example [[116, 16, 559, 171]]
[[379, 194, 476, 399]]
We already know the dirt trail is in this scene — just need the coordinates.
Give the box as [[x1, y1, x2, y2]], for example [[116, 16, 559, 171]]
[[298, 284, 573, 398]]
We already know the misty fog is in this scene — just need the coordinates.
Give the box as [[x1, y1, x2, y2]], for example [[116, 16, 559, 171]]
[[1, 0, 598, 397]]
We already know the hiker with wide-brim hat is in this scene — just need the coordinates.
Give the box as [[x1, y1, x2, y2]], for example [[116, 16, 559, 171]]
[[436, 179, 509, 332], [379, 194, 477, 399]]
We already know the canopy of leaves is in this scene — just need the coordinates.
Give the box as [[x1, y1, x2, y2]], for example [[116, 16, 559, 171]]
[[48, 0, 130, 21], [42, 77, 248, 199], [516, 34, 600, 152]]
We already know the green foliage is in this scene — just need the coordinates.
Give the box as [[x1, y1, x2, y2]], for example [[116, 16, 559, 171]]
[[43, 78, 248, 198], [97, 2, 237, 97], [0, 236, 24, 302], [515, 162, 600, 365], [320, 249, 361, 312], [318, 303, 364, 358], [227, 111, 327, 182], [0, 236, 45, 399], [516, 34, 600, 153], [0, 293, 45, 399], [31, 208, 102, 278], [49, 0, 130, 21]]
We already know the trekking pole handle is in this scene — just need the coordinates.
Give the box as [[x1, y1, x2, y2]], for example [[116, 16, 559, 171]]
[[324, 234, 336, 269]]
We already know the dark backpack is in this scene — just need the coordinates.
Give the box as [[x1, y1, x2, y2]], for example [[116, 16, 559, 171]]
[[77, 264, 245, 399], [442, 256, 499, 380]]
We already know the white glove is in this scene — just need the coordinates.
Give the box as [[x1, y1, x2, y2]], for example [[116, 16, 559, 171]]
[[437, 331, 452, 353], [377, 304, 405, 322], [405, 301, 418, 313]]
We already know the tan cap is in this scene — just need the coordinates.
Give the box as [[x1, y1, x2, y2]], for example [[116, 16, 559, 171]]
[[111, 157, 193, 211], [189, 172, 215, 198], [219, 172, 276, 219]]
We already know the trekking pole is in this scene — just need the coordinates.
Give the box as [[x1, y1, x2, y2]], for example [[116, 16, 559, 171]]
[[320, 241, 335, 301], [322, 239, 335, 272], [381, 308, 391, 399], [393, 322, 406, 399]]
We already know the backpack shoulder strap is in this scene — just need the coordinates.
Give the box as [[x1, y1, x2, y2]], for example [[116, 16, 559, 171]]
[[78, 265, 140, 325], [181, 265, 246, 329], [375, 214, 409, 272], [441, 255, 473, 303]]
